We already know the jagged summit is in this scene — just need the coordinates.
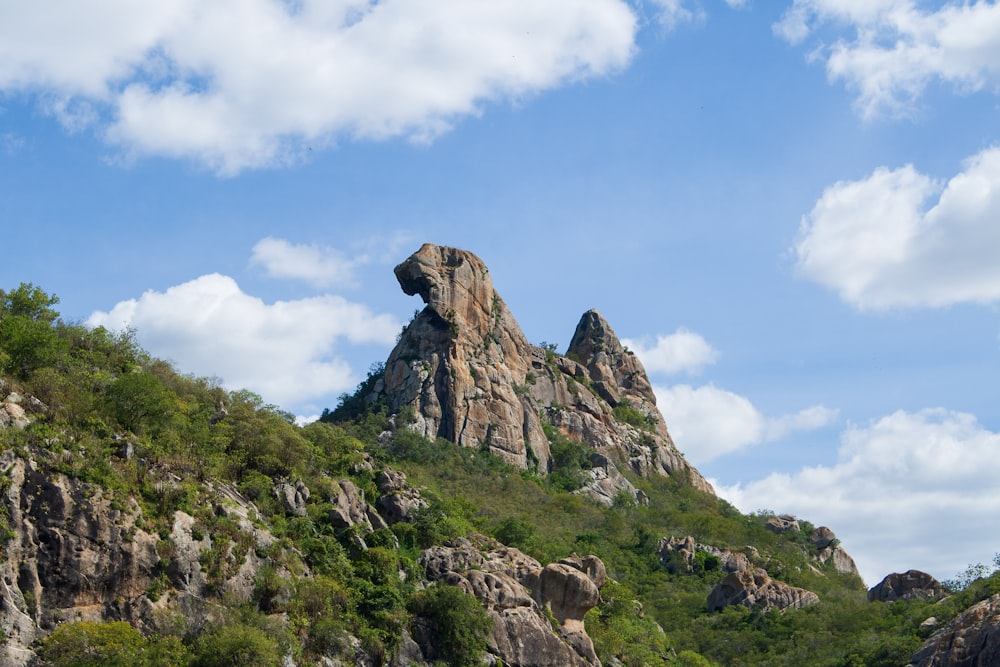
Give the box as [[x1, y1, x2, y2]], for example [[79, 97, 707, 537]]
[[376, 243, 714, 504]]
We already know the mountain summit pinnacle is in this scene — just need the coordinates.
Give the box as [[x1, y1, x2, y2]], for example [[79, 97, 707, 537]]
[[376, 243, 714, 504]]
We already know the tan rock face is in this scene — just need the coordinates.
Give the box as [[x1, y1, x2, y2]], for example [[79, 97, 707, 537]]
[[707, 568, 819, 612], [379, 243, 714, 503], [911, 592, 1000, 666], [418, 536, 607, 667], [868, 570, 947, 603]]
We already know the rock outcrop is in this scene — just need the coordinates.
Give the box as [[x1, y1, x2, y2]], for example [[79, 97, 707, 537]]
[[377, 244, 713, 504], [418, 536, 606, 666], [765, 515, 800, 534], [868, 570, 947, 603], [658, 536, 752, 575], [911, 593, 1000, 666], [807, 526, 859, 576], [707, 568, 819, 613], [0, 451, 295, 666]]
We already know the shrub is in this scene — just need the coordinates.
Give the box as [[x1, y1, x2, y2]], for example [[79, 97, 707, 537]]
[[192, 623, 282, 667], [408, 584, 492, 667], [36, 621, 144, 667]]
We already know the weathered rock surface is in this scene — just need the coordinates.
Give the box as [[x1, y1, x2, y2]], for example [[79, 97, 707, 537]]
[[0, 451, 289, 666], [911, 592, 1000, 666], [658, 536, 752, 574], [707, 568, 819, 612], [804, 526, 860, 576], [868, 570, 947, 603], [816, 544, 859, 576], [377, 244, 713, 505], [418, 536, 606, 666], [765, 515, 800, 534]]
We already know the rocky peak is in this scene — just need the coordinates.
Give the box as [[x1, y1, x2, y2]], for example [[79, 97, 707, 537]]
[[378, 244, 714, 503], [567, 309, 656, 408]]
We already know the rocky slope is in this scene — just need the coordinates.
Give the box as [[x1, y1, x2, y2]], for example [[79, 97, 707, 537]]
[[0, 439, 610, 667], [375, 243, 713, 505]]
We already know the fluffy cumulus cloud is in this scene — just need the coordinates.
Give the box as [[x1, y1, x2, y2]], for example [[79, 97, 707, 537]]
[[775, 0, 1000, 117], [621, 329, 718, 375], [86, 273, 400, 412], [653, 383, 838, 464], [717, 408, 1000, 586], [794, 145, 1000, 309], [0, 0, 637, 174]]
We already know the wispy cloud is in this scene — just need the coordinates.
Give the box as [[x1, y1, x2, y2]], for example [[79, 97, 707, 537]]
[[0, 0, 638, 174], [794, 146, 1000, 309], [250, 237, 368, 288]]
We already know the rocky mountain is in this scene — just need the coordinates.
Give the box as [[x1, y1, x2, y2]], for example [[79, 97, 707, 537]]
[[2, 265, 1000, 667], [374, 243, 713, 506]]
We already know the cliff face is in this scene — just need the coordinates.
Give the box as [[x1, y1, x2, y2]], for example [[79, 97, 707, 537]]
[[377, 243, 713, 504]]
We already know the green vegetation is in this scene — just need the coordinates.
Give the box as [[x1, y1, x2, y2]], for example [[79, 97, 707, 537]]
[[3, 283, 996, 667]]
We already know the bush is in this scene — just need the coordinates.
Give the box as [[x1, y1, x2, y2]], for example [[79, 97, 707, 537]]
[[192, 624, 282, 667], [36, 621, 144, 667], [408, 584, 492, 667]]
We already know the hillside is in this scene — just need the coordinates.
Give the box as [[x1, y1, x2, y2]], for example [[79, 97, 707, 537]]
[[2, 255, 1000, 667]]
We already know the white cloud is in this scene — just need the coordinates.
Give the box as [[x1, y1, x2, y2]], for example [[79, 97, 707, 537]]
[[623, 329, 719, 375], [764, 404, 841, 441], [648, 0, 705, 29], [86, 273, 401, 411], [1, 0, 637, 174], [794, 145, 1000, 309], [717, 408, 1000, 586], [653, 383, 838, 464], [775, 0, 1000, 118], [250, 237, 367, 288]]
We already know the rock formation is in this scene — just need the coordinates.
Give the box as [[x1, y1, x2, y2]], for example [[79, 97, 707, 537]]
[[0, 450, 292, 666], [807, 526, 859, 576], [707, 568, 819, 613], [764, 514, 800, 534], [868, 570, 947, 603], [911, 592, 1000, 666], [418, 535, 606, 666], [658, 535, 752, 575], [376, 243, 713, 504]]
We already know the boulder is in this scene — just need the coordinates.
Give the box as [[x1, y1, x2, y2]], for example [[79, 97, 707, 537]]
[[765, 515, 800, 534], [868, 570, 947, 603], [809, 526, 837, 550], [816, 544, 859, 576], [275, 479, 310, 517], [911, 592, 1000, 666], [707, 568, 819, 612], [375, 468, 428, 524], [377, 244, 714, 503], [0, 402, 30, 429]]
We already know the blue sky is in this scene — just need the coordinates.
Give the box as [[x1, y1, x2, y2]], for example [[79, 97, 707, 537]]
[[3, 0, 1000, 586]]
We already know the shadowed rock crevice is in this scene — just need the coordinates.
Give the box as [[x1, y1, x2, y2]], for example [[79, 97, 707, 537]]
[[377, 243, 714, 504]]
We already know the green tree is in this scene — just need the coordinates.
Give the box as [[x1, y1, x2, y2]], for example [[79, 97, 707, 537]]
[[192, 624, 282, 667], [36, 621, 144, 667], [408, 584, 492, 667], [0, 283, 66, 378], [105, 372, 172, 434]]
